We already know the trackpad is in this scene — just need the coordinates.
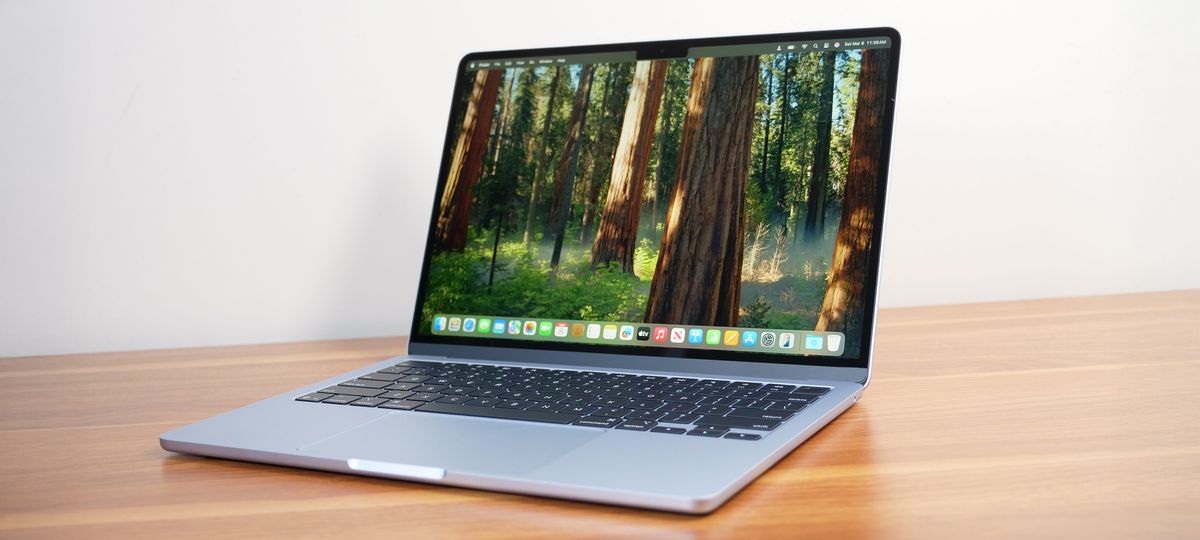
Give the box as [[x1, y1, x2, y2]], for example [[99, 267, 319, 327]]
[[301, 411, 603, 476]]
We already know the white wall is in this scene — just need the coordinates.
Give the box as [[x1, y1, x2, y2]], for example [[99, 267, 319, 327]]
[[1, 0, 1197, 357]]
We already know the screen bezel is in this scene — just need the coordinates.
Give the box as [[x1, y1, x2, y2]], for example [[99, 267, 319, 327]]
[[407, 27, 901, 371]]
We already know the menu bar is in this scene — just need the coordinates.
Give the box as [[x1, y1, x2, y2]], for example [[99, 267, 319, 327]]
[[689, 36, 891, 59], [431, 314, 845, 357], [466, 52, 637, 72]]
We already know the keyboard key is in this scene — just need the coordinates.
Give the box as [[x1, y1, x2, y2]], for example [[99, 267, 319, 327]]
[[379, 399, 424, 410], [338, 379, 392, 389], [615, 420, 657, 431], [574, 416, 622, 428], [359, 372, 405, 382], [407, 393, 443, 402], [659, 413, 700, 424], [687, 427, 729, 438], [296, 392, 332, 402], [694, 415, 781, 431], [561, 405, 599, 416], [466, 397, 499, 407], [435, 395, 472, 405], [723, 432, 762, 441], [766, 392, 820, 404], [320, 386, 386, 398], [796, 386, 831, 395], [413, 385, 447, 393], [659, 402, 698, 413], [349, 397, 387, 407], [396, 375, 432, 383], [727, 408, 794, 421], [763, 384, 797, 393], [322, 394, 359, 405], [378, 390, 414, 400], [694, 405, 733, 416], [767, 402, 809, 412], [527, 402, 567, 412], [417, 402, 579, 425], [495, 399, 533, 409], [650, 426, 686, 435], [384, 382, 421, 391], [623, 409, 666, 421], [377, 366, 410, 374]]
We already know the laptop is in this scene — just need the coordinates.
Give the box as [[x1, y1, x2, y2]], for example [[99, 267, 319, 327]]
[[161, 27, 900, 514]]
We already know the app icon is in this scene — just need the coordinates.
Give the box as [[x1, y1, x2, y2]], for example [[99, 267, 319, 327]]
[[538, 321, 552, 336], [826, 334, 842, 352], [571, 323, 585, 337], [602, 325, 618, 340], [636, 327, 651, 340], [478, 318, 492, 333], [433, 316, 447, 332], [741, 331, 758, 347], [523, 321, 537, 335], [687, 328, 704, 344], [448, 317, 461, 332], [553, 322, 569, 337], [805, 335, 824, 350], [706, 329, 721, 345], [722, 330, 740, 346], [760, 331, 776, 347], [670, 328, 686, 343], [780, 332, 795, 349], [507, 320, 521, 335], [619, 325, 634, 341], [652, 327, 668, 343], [586, 324, 601, 339], [492, 319, 506, 334], [463, 318, 477, 333]]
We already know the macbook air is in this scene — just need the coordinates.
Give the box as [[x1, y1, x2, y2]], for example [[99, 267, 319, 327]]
[[161, 27, 901, 513]]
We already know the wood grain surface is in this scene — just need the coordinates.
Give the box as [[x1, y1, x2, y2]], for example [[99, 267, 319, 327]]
[[1, 290, 1197, 539]]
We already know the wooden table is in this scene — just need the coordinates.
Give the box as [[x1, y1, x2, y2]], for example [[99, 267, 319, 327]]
[[1, 291, 1197, 538]]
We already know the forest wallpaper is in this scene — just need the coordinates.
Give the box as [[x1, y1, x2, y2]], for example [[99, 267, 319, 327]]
[[420, 48, 891, 357]]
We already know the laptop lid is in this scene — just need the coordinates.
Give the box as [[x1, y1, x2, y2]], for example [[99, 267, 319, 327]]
[[407, 28, 899, 384]]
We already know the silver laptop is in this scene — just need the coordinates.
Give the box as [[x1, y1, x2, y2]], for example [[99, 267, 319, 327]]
[[161, 27, 900, 514]]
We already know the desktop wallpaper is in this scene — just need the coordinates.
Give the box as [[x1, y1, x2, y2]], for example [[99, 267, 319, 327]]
[[419, 46, 891, 358]]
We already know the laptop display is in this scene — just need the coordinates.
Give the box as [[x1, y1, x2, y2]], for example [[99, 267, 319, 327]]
[[412, 33, 894, 367]]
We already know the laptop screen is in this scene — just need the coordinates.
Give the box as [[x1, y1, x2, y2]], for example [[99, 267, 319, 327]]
[[412, 30, 896, 367]]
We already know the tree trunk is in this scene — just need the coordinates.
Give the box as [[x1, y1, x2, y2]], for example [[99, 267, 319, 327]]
[[757, 62, 774, 195], [644, 56, 758, 326], [487, 71, 517, 176], [803, 51, 837, 243], [434, 69, 503, 251], [771, 54, 793, 227], [578, 66, 619, 242], [523, 66, 562, 245], [547, 65, 596, 269], [815, 48, 890, 354], [590, 60, 668, 272]]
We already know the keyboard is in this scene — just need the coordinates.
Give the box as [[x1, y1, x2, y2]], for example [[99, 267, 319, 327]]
[[296, 360, 828, 441]]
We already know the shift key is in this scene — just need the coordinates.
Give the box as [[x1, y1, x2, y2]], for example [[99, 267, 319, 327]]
[[695, 415, 780, 431]]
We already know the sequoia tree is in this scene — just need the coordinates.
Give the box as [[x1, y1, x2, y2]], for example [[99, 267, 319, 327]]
[[546, 64, 596, 268], [803, 51, 837, 243], [434, 69, 503, 251], [523, 66, 563, 245], [590, 60, 668, 272], [815, 48, 890, 352], [644, 56, 758, 325]]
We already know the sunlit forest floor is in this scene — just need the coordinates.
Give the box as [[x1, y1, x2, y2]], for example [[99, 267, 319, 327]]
[[423, 223, 836, 332]]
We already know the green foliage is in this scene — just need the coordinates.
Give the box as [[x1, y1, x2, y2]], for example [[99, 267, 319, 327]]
[[632, 237, 658, 281], [421, 233, 646, 329], [740, 296, 772, 328]]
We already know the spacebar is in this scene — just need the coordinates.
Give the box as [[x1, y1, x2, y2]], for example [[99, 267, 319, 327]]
[[415, 403, 580, 425]]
